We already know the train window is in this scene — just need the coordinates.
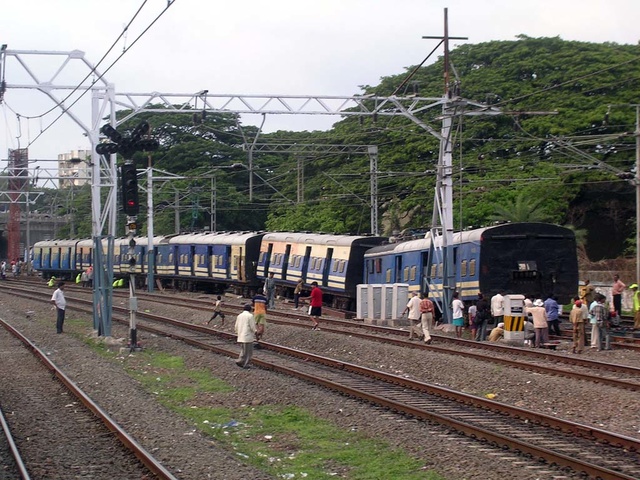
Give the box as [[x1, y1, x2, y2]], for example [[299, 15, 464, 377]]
[[375, 258, 381, 274], [258, 252, 265, 264], [430, 264, 436, 277], [460, 260, 467, 277], [403, 266, 409, 282], [469, 259, 476, 277], [339, 260, 346, 273], [385, 269, 391, 283], [296, 256, 301, 268], [332, 261, 338, 272], [410, 266, 416, 281]]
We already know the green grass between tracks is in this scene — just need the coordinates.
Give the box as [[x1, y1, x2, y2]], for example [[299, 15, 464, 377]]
[[89, 344, 443, 480]]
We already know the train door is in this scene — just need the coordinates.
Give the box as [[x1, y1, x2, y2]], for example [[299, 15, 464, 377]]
[[207, 246, 213, 277], [172, 246, 179, 275], [282, 244, 291, 280], [189, 246, 195, 276], [421, 251, 430, 293], [263, 243, 274, 276], [51, 247, 60, 270], [237, 246, 244, 281], [394, 255, 402, 284], [301, 246, 311, 282], [227, 245, 234, 280], [322, 248, 333, 287]]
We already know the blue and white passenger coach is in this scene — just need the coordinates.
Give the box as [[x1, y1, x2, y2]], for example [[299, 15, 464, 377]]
[[364, 222, 578, 306], [155, 231, 265, 293]]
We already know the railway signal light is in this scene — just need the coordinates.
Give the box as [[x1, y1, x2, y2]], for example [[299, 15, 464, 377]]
[[100, 124, 122, 143], [95, 142, 119, 155], [131, 121, 150, 142], [120, 164, 139, 216], [96, 121, 158, 160]]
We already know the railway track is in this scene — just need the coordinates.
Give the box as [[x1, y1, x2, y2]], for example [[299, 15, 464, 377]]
[[3, 281, 640, 479], [0, 317, 178, 480], [7, 279, 640, 392]]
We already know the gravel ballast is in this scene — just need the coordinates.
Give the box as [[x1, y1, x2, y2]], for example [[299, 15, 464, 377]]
[[2, 289, 638, 479]]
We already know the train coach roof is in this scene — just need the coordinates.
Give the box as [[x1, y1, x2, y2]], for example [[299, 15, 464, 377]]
[[112, 235, 166, 247], [76, 239, 94, 248], [33, 239, 81, 248], [165, 231, 265, 245], [261, 232, 386, 247], [364, 227, 490, 256]]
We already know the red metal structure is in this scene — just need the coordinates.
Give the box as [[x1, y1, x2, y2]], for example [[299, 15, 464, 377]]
[[7, 148, 28, 262]]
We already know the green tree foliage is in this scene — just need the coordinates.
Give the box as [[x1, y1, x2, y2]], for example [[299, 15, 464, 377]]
[[67, 37, 638, 258], [489, 191, 551, 223]]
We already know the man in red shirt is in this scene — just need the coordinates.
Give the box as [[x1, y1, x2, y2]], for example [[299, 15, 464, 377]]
[[303, 281, 323, 330], [419, 293, 435, 344]]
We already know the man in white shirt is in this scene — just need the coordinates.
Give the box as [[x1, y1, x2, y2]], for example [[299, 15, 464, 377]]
[[50, 282, 67, 334], [491, 291, 505, 326], [235, 304, 256, 368], [402, 292, 423, 340]]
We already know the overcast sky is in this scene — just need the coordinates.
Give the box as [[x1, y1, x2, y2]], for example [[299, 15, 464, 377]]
[[1, 0, 639, 169]]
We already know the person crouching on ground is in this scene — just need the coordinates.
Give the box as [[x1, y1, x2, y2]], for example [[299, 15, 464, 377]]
[[488, 322, 504, 342], [235, 304, 256, 368]]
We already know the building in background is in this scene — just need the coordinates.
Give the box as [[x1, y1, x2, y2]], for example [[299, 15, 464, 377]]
[[58, 149, 91, 188]]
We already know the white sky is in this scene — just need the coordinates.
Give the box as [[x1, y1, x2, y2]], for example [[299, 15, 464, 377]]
[[1, 0, 639, 169]]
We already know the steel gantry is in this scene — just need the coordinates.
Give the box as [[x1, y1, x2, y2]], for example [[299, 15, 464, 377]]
[[2, 9, 502, 327], [1, 47, 119, 336]]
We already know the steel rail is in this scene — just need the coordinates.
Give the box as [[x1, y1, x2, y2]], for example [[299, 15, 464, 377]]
[[0, 319, 180, 480], [0, 404, 31, 480], [3, 285, 640, 479], [5, 281, 640, 387], [109, 308, 640, 479]]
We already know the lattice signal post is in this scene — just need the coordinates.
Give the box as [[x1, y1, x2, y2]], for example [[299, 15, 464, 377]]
[[96, 121, 158, 350]]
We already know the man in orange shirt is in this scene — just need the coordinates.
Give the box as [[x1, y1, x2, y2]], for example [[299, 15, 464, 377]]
[[253, 290, 268, 343]]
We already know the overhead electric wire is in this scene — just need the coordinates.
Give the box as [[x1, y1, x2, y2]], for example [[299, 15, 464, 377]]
[[22, 0, 177, 149], [11, 1, 150, 122]]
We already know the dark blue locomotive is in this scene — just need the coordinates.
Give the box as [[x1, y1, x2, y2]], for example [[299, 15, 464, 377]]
[[364, 222, 578, 305]]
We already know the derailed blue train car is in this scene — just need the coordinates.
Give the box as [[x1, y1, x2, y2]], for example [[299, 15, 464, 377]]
[[32, 239, 80, 280], [154, 231, 265, 294], [256, 232, 388, 310], [363, 223, 578, 307]]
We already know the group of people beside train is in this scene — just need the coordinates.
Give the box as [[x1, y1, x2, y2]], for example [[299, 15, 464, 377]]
[[403, 273, 637, 351], [0, 259, 27, 280]]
